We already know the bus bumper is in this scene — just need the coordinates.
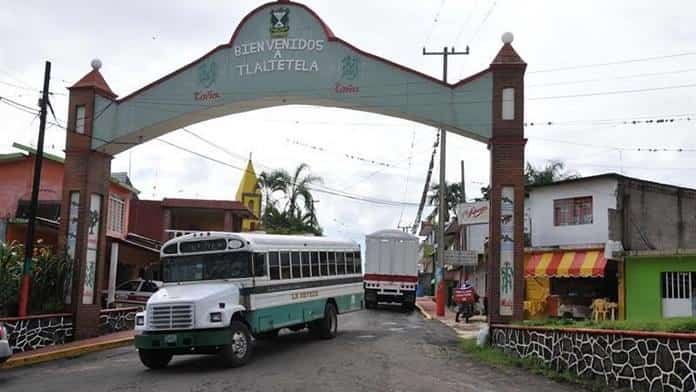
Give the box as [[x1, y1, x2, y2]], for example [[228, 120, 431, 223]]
[[135, 329, 233, 352]]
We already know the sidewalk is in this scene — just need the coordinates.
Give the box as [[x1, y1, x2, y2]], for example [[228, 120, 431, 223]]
[[416, 296, 486, 339], [1, 330, 135, 369]]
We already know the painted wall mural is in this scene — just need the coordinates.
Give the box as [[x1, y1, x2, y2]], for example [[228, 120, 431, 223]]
[[499, 186, 514, 316], [83, 193, 101, 304], [98, 307, 139, 335], [492, 326, 696, 392], [1, 314, 74, 353]]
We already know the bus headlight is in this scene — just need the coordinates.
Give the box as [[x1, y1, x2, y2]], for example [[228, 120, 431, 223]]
[[136, 315, 145, 326], [209, 312, 223, 323]]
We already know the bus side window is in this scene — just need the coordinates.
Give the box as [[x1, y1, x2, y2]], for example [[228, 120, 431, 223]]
[[311, 252, 320, 277], [269, 252, 280, 280], [320, 252, 328, 276], [291, 251, 301, 279], [301, 251, 310, 278], [328, 252, 336, 275], [337, 252, 346, 275], [280, 252, 291, 279], [346, 252, 354, 274], [354, 251, 362, 274], [253, 253, 267, 277]]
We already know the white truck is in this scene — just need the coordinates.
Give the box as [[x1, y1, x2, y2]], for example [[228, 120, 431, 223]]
[[364, 230, 419, 311]]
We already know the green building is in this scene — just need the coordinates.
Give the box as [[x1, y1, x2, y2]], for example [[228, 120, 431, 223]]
[[624, 251, 696, 320]]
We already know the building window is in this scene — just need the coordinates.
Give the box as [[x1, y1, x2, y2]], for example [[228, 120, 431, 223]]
[[75, 105, 86, 134], [16, 200, 61, 221], [553, 196, 593, 226], [502, 88, 514, 120], [661, 272, 693, 299], [107, 195, 126, 234]]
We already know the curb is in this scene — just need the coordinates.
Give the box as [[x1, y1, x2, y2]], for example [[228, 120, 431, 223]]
[[1, 337, 134, 369], [415, 302, 433, 320]]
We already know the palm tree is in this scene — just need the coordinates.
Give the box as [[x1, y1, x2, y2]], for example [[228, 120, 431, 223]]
[[257, 163, 323, 235], [428, 182, 465, 222], [525, 160, 579, 186], [474, 160, 579, 201]]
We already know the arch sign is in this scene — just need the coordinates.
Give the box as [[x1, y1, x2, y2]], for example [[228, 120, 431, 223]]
[[60, 0, 527, 338]]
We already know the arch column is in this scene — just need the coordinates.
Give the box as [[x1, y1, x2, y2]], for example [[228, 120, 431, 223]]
[[58, 63, 116, 339], [487, 37, 527, 323]]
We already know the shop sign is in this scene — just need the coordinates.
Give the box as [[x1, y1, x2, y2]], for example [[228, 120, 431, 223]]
[[499, 186, 514, 316], [456, 201, 489, 225], [444, 250, 478, 266]]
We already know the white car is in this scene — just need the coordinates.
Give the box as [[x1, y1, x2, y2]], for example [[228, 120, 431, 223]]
[[0, 322, 11, 364], [102, 280, 163, 307]]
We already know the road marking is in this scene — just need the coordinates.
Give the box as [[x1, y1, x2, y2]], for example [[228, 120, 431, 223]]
[[356, 335, 376, 339]]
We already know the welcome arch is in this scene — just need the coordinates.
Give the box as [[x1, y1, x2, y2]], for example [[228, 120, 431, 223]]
[[59, 0, 527, 337]]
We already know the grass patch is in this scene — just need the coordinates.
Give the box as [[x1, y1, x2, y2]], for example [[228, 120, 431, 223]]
[[520, 317, 696, 333], [459, 338, 617, 392]]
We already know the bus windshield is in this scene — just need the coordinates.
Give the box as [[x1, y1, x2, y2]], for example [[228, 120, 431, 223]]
[[162, 251, 252, 282]]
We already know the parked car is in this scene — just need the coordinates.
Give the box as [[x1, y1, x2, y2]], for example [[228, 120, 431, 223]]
[[101, 279, 163, 308], [0, 322, 11, 364]]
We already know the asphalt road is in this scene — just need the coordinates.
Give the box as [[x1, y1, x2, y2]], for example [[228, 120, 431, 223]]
[[0, 308, 583, 392]]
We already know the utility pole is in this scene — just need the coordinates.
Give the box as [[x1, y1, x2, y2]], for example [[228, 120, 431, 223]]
[[422, 46, 469, 317], [18, 61, 51, 317]]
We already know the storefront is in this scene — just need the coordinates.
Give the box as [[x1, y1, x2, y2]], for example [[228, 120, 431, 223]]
[[524, 249, 621, 320], [624, 253, 696, 320]]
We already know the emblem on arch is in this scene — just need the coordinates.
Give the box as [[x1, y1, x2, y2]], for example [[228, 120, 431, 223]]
[[270, 8, 290, 38]]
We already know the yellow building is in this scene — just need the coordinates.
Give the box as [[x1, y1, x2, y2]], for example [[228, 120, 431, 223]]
[[235, 159, 262, 232]]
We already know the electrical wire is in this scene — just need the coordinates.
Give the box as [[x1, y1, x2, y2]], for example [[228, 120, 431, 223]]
[[529, 51, 696, 74]]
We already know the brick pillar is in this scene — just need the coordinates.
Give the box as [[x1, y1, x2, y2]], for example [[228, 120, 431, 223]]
[[487, 34, 527, 323], [58, 61, 117, 339]]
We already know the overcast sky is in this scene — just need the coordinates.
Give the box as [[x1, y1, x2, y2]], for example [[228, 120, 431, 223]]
[[2, 0, 696, 245]]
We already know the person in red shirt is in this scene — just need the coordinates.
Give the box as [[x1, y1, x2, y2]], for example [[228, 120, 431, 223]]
[[455, 281, 479, 323]]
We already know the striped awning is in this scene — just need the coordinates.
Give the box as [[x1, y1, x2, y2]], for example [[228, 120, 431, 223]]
[[524, 250, 607, 278]]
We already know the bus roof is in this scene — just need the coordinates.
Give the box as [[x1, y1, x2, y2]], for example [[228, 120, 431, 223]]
[[162, 232, 359, 255]]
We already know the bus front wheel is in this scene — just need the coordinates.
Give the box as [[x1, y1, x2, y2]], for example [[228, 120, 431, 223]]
[[220, 321, 254, 367], [138, 349, 173, 369], [311, 302, 338, 339]]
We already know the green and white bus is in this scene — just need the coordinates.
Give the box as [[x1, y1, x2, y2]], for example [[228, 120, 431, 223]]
[[134, 232, 364, 368]]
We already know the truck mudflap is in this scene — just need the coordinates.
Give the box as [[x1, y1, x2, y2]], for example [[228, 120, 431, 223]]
[[135, 328, 233, 352]]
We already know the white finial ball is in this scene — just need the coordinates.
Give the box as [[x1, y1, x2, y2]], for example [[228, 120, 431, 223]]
[[91, 58, 102, 70], [501, 32, 514, 44]]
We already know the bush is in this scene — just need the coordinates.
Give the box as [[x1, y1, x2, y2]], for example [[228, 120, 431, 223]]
[[520, 317, 696, 333], [0, 241, 69, 316]]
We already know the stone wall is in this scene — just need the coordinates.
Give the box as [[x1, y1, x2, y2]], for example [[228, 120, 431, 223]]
[[0, 313, 73, 353], [492, 325, 696, 391], [98, 307, 140, 335]]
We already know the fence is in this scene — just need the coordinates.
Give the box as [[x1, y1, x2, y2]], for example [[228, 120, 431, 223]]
[[491, 324, 696, 391]]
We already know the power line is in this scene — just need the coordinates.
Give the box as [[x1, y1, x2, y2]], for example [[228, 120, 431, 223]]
[[529, 50, 696, 74], [527, 67, 696, 88], [175, 128, 420, 207], [423, 0, 448, 47], [465, 0, 498, 46]]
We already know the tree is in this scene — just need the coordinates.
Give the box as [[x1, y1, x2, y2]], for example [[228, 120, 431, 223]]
[[258, 163, 323, 235], [474, 160, 578, 201], [525, 160, 579, 186], [427, 182, 465, 222]]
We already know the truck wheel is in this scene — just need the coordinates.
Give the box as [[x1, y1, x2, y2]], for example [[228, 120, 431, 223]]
[[365, 300, 377, 309], [220, 321, 254, 367], [138, 349, 173, 369], [310, 302, 338, 339]]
